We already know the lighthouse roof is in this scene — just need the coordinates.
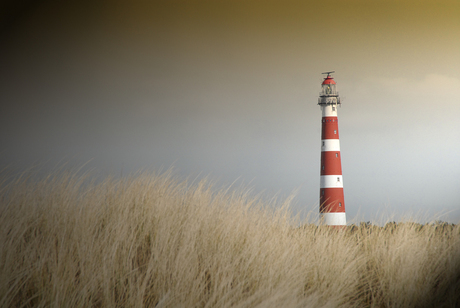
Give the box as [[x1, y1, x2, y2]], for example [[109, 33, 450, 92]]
[[322, 75, 336, 85]]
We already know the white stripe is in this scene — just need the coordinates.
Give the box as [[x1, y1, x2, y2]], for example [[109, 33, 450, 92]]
[[321, 105, 338, 117], [320, 213, 346, 226], [320, 175, 343, 188], [321, 139, 340, 152]]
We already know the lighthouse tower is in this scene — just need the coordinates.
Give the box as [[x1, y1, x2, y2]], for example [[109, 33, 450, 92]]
[[318, 71, 346, 226]]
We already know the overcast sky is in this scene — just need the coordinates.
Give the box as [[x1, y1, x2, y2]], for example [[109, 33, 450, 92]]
[[1, 0, 459, 224]]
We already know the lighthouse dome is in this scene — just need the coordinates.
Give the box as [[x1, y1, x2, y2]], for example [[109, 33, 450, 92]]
[[322, 76, 336, 85]]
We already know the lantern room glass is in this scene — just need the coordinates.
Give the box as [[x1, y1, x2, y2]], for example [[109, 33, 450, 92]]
[[322, 84, 337, 96]]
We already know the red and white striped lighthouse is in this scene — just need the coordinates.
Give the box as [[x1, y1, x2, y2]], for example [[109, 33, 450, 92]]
[[318, 71, 346, 226]]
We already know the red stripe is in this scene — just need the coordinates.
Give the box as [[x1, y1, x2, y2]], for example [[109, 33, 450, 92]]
[[320, 152, 342, 175], [319, 188, 345, 213], [321, 117, 339, 139]]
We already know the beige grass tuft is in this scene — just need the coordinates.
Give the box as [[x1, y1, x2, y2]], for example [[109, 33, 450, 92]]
[[0, 169, 459, 307]]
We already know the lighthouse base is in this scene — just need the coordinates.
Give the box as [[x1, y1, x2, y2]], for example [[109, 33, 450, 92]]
[[320, 212, 346, 226]]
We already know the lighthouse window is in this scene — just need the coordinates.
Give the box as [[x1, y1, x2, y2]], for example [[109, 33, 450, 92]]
[[322, 141, 325, 146], [335, 153, 338, 157], [337, 177, 340, 182], [322, 190, 325, 195], [334, 130, 337, 134], [332, 106, 335, 111], [322, 166, 324, 170], [339, 202, 342, 207]]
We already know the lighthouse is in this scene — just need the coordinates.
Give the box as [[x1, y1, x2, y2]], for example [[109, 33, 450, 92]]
[[318, 71, 346, 226]]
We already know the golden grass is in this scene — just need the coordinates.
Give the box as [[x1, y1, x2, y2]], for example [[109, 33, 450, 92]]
[[0, 169, 459, 307]]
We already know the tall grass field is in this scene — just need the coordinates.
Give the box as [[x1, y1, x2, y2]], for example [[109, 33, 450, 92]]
[[1, 169, 459, 307]]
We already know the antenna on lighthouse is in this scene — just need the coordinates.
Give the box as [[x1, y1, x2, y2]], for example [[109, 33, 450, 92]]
[[322, 71, 335, 77]]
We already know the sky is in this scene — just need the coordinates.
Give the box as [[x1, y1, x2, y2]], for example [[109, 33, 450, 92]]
[[1, 0, 460, 224]]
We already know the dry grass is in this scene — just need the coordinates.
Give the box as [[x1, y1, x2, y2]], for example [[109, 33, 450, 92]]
[[0, 169, 459, 307]]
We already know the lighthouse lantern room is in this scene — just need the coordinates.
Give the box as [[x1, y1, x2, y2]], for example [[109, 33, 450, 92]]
[[318, 71, 346, 226]]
